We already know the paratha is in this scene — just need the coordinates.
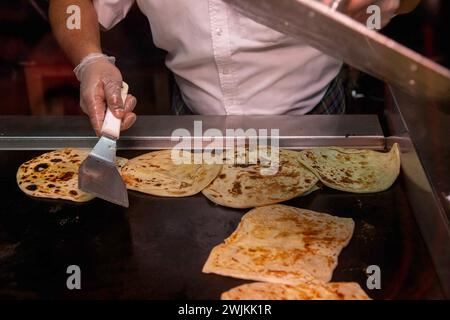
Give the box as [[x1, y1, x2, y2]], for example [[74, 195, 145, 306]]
[[202, 148, 318, 208], [298, 143, 400, 193], [16, 148, 128, 202], [203, 204, 354, 284], [120, 150, 222, 197], [221, 282, 371, 300]]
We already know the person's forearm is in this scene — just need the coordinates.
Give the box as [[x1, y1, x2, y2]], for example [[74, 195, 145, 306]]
[[49, 0, 102, 66], [398, 0, 421, 14]]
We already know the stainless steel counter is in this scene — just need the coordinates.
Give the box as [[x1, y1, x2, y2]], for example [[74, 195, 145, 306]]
[[389, 88, 450, 218], [0, 115, 385, 150], [385, 86, 450, 298], [0, 114, 449, 297]]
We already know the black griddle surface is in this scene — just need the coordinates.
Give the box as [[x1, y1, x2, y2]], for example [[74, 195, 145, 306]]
[[0, 150, 444, 299]]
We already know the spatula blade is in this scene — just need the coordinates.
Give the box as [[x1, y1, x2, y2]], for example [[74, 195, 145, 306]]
[[79, 155, 129, 208], [78, 81, 130, 207]]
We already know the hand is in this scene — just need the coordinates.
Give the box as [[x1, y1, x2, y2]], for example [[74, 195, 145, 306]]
[[325, 0, 401, 28], [78, 57, 137, 136]]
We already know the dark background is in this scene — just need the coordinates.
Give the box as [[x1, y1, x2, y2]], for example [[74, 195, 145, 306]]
[[0, 0, 449, 116]]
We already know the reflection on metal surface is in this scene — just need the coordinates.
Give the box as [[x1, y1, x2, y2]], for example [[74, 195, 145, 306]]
[[224, 0, 450, 101], [388, 87, 450, 218], [384, 86, 450, 298], [0, 115, 385, 150], [387, 135, 450, 298]]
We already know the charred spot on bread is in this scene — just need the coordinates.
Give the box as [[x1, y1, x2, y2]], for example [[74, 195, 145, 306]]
[[26, 184, 38, 191], [34, 163, 49, 172]]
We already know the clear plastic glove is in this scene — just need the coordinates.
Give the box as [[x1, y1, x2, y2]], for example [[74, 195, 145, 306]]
[[75, 54, 137, 136]]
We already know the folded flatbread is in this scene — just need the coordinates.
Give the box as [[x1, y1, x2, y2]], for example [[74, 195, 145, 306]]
[[203, 204, 354, 284], [121, 150, 222, 197], [17, 148, 127, 202], [221, 282, 371, 300], [298, 143, 401, 193]]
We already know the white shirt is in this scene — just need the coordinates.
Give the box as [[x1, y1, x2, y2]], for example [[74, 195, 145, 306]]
[[93, 0, 343, 115]]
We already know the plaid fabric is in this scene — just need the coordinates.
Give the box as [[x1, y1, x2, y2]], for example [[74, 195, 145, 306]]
[[171, 71, 345, 115], [171, 83, 194, 115], [307, 71, 346, 115]]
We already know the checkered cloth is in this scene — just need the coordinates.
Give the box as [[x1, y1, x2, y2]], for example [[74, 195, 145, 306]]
[[171, 83, 194, 115], [307, 71, 346, 115], [171, 71, 345, 115]]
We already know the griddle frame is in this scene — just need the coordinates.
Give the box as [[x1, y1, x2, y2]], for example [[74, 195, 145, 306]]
[[0, 113, 449, 298]]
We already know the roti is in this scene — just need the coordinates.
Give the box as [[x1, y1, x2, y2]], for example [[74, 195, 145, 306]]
[[120, 150, 222, 197], [16, 148, 128, 202], [202, 148, 318, 208], [298, 143, 401, 193], [202, 204, 354, 284], [221, 282, 371, 300]]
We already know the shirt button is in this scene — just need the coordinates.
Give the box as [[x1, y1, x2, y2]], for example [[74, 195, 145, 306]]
[[215, 28, 223, 36], [221, 67, 229, 75]]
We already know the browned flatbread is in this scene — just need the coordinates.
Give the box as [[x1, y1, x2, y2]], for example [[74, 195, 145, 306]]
[[221, 282, 371, 300], [121, 150, 222, 197], [17, 148, 127, 202], [202, 148, 318, 208], [203, 204, 354, 284], [298, 144, 401, 193]]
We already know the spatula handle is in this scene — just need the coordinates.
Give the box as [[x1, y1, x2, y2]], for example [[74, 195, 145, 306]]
[[101, 82, 129, 139]]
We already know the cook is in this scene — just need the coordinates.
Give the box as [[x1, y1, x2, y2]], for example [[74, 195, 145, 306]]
[[49, 0, 420, 135]]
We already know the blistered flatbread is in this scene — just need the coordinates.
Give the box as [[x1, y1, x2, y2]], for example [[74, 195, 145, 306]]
[[203, 204, 354, 284], [221, 282, 371, 300], [202, 148, 318, 208], [16, 148, 127, 202], [298, 144, 400, 193], [121, 150, 222, 197]]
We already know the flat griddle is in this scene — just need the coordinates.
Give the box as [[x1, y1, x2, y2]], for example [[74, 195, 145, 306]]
[[0, 149, 443, 299], [0, 115, 447, 299]]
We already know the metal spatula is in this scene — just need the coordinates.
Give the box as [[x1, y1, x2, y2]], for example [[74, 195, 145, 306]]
[[78, 82, 129, 207]]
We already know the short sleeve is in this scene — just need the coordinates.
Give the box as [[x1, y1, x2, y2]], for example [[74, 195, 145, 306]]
[[93, 0, 136, 30]]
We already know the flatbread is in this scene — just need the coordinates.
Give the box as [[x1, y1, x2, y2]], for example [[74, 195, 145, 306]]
[[16, 148, 128, 202], [120, 150, 222, 197], [203, 204, 354, 284], [298, 143, 401, 193], [202, 148, 318, 208], [221, 282, 371, 300]]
